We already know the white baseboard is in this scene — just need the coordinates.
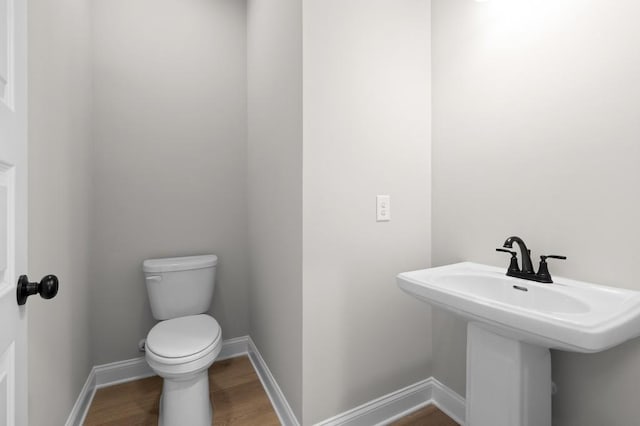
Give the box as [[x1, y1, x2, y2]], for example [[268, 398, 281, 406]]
[[66, 334, 465, 426], [431, 378, 465, 425], [65, 335, 250, 426], [247, 337, 300, 426], [94, 357, 154, 389], [64, 369, 96, 426], [314, 377, 465, 426], [218, 335, 249, 360]]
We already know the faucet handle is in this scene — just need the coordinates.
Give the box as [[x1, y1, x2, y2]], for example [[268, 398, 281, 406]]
[[540, 255, 567, 261], [496, 248, 520, 274], [536, 255, 566, 283]]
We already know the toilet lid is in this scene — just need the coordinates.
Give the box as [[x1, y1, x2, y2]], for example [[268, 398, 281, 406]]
[[146, 314, 221, 359]]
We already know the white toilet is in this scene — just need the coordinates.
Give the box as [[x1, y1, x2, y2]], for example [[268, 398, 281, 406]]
[[142, 254, 222, 426]]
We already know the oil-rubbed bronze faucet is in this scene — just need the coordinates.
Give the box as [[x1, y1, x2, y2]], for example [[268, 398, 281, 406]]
[[496, 236, 566, 283], [503, 236, 535, 275]]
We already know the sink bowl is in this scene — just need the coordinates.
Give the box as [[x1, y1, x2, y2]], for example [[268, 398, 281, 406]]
[[397, 262, 640, 426], [397, 262, 640, 353]]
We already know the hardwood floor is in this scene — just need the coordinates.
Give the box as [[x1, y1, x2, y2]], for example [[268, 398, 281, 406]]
[[84, 356, 280, 425], [84, 355, 457, 426]]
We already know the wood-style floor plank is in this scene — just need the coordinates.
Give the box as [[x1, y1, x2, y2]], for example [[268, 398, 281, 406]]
[[84, 355, 457, 426], [84, 356, 279, 426]]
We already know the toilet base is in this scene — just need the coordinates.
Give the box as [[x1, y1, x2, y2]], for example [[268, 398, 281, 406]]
[[158, 371, 212, 426]]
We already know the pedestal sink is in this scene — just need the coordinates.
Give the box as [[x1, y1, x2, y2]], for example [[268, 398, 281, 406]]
[[397, 262, 640, 426]]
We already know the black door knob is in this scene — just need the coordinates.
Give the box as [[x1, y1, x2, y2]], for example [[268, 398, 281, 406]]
[[16, 274, 59, 305]]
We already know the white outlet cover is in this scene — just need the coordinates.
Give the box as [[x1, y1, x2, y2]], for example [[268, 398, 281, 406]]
[[376, 195, 390, 222]]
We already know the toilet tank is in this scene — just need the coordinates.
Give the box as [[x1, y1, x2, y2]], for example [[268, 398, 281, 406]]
[[143, 255, 217, 320]]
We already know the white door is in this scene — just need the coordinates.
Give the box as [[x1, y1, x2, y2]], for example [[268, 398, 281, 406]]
[[0, 0, 28, 424]]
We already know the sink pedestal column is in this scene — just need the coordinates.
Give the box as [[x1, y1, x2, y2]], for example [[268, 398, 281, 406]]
[[466, 322, 551, 426]]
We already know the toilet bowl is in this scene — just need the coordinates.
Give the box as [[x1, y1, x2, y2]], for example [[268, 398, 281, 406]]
[[142, 255, 220, 426], [145, 315, 222, 426]]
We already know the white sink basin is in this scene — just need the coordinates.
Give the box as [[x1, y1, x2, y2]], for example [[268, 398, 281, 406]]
[[397, 262, 640, 353], [397, 262, 640, 426]]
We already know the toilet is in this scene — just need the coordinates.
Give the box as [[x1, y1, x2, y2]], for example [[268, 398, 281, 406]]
[[142, 254, 222, 426]]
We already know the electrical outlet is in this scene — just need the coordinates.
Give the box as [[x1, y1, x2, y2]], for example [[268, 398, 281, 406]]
[[376, 195, 390, 222]]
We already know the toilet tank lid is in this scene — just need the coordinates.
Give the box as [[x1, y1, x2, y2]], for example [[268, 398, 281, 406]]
[[143, 255, 217, 273]]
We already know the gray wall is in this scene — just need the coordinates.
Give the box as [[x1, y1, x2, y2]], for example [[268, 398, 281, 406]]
[[90, 0, 249, 364], [431, 0, 640, 424], [246, 0, 303, 420], [27, 0, 93, 424], [302, 0, 432, 423]]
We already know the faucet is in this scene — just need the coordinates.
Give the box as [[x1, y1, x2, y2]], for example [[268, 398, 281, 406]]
[[502, 236, 534, 274], [496, 236, 566, 283]]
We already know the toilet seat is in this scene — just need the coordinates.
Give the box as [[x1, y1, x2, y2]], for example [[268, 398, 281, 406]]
[[147, 314, 221, 360], [145, 314, 222, 377]]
